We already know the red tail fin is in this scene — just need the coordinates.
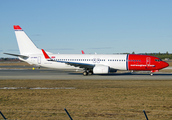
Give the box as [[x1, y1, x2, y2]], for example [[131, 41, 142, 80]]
[[13, 25, 22, 30]]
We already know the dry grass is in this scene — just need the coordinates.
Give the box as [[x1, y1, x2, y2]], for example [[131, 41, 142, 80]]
[[160, 69, 172, 73], [168, 62, 172, 67], [167, 61, 172, 67], [0, 62, 31, 66], [1, 80, 172, 120]]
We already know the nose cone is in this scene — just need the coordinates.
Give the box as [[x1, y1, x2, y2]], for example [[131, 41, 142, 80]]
[[162, 61, 169, 69]]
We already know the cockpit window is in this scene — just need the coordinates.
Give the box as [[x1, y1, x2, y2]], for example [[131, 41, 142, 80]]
[[155, 59, 162, 62]]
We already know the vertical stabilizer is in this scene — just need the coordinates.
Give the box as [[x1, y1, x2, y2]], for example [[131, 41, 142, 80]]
[[13, 25, 41, 55]]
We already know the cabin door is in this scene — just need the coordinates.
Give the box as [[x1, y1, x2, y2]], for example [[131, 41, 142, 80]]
[[37, 56, 41, 64]]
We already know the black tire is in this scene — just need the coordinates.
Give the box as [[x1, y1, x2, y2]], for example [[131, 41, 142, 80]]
[[83, 71, 88, 76], [88, 71, 93, 75]]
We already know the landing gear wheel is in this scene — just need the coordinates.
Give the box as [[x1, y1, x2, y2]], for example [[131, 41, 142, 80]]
[[88, 71, 93, 75], [150, 73, 153, 76], [83, 71, 88, 76]]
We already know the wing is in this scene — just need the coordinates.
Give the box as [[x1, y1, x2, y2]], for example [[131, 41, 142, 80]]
[[42, 49, 95, 69], [60, 61, 94, 69]]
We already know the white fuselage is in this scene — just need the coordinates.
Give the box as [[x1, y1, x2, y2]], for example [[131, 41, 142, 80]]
[[21, 54, 128, 71]]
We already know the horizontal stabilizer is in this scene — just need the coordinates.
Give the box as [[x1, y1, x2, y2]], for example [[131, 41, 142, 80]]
[[3, 53, 29, 59]]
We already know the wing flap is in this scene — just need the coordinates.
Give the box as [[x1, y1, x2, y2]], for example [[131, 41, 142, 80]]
[[63, 61, 94, 69]]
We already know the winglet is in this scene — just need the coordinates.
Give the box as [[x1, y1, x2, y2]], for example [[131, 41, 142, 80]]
[[42, 49, 51, 60], [13, 25, 23, 31], [81, 50, 85, 54]]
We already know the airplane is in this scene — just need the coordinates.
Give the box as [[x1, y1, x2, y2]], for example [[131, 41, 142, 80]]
[[4, 25, 169, 76], [81, 50, 85, 54], [81, 50, 97, 55]]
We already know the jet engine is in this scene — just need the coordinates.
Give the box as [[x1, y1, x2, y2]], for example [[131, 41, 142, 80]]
[[93, 66, 109, 74]]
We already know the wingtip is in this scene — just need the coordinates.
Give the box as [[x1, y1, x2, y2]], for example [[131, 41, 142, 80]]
[[13, 25, 22, 30]]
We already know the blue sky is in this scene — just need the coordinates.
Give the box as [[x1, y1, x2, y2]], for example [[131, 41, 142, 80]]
[[0, 0, 172, 57]]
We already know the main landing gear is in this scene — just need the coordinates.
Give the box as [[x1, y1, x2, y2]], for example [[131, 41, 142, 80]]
[[83, 70, 93, 76]]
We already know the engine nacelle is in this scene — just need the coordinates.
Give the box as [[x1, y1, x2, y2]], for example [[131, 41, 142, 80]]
[[93, 66, 109, 74]]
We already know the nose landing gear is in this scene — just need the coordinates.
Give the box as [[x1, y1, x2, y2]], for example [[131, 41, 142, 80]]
[[150, 73, 153, 76], [150, 70, 159, 76]]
